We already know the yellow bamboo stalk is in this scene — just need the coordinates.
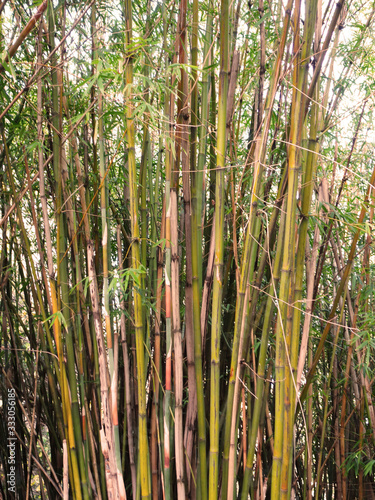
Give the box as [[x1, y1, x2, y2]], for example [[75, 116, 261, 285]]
[[123, 0, 151, 496], [273, 2, 303, 497], [208, 0, 229, 496]]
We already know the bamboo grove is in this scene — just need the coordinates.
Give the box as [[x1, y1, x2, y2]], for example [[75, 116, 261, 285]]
[[1, 0, 375, 498]]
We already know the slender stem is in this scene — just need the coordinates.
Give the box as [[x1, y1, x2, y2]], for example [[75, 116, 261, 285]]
[[124, 0, 151, 496]]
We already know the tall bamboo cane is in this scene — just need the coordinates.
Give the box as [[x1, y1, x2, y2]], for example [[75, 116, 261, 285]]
[[162, 2, 175, 497], [172, 0, 189, 495], [208, 0, 229, 496], [123, 0, 151, 496], [272, 2, 303, 496], [280, 0, 319, 494], [185, 0, 206, 489]]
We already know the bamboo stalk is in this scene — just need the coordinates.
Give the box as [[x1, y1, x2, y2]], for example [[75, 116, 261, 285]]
[[123, 0, 151, 496], [63, 439, 69, 500], [185, 0, 210, 489], [87, 241, 121, 498], [118, 227, 137, 499], [162, 3, 175, 497], [208, 0, 229, 496], [273, 2, 302, 496], [170, 186, 186, 499], [172, 0, 189, 495], [0, 0, 47, 73], [150, 211, 164, 500]]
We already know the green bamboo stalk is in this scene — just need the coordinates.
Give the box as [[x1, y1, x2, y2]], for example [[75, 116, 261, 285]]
[[208, 0, 229, 496], [279, 0, 318, 495], [139, 132, 148, 277], [123, 0, 151, 496], [273, 2, 303, 496], [138, 13, 151, 321], [149, 135, 161, 298], [190, 0, 200, 279], [205, 60, 217, 262], [195, 0, 213, 259]]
